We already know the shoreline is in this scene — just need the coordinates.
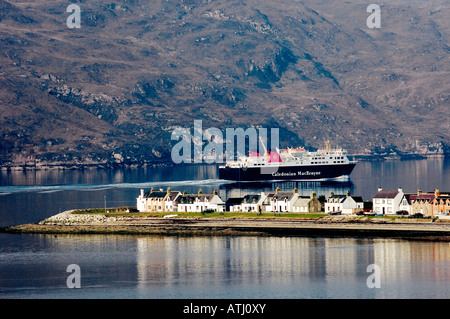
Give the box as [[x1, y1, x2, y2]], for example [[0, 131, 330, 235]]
[[1, 153, 448, 171], [2, 211, 450, 241]]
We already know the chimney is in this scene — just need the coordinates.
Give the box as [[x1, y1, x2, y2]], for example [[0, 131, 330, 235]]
[[140, 189, 144, 197], [330, 191, 334, 197], [435, 188, 440, 198], [346, 190, 351, 197], [198, 188, 202, 195], [378, 187, 382, 192], [417, 188, 422, 195], [167, 187, 171, 194], [293, 188, 298, 194], [276, 187, 280, 194], [311, 191, 316, 199], [213, 189, 217, 195], [398, 187, 403, 193]]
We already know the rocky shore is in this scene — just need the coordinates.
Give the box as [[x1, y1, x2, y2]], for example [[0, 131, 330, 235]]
[[1, 211, 450, 241]]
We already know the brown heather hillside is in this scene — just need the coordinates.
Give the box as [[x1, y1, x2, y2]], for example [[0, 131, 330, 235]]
[[0, 0, 449, 167]]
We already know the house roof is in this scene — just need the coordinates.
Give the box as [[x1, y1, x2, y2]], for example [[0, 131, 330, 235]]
[[328, 195, 346, 202], [351, 196, 364, 203], [328, 194, 363, 203], [293, 196, 312, 207], [226, 197, 244, 205], [409, 194, 435, 202], [145, 191, 167, 198], [242, 194, 261, 204], [177, 194, 215, 204], [262, 193, 276, 204], [273, 191, 296, 200], [435, 194, 450, 202], [166, 191, 181, 201], [177, 195, 197, 204], [373, 190, 399, 199]]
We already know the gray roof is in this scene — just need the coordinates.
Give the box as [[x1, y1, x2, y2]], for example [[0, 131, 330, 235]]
[[373, 190, 399, 199], [242, 194, 261, 204], [145, 191, 166, 198], [273, 191, 296, 200], [226, 197, 244, 205]]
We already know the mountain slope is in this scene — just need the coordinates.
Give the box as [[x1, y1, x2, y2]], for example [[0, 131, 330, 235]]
[[0, 0, 449, 166]]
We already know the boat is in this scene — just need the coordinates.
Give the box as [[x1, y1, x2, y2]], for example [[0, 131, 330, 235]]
[[218, 140, 357, 181]]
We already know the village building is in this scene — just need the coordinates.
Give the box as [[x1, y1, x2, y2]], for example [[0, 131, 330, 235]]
[[292, 192, 322, 213], [177, 189, 225, 213], [225, 197, 245, 212], [372, 187, 404, 215], [267, 188, 300, 212], [325, 191, 364, 214], [164, 189, 182, 212], [241, 194, 263, 212], [408, 189, 436, 216], [399, 194, 412, 213], [432, 189, 450, 216], [137, 187, 182, 213], [260, 192, 276, 212]]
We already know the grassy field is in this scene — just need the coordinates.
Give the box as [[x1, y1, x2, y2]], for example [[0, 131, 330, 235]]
[[72, 207, 328, 219]]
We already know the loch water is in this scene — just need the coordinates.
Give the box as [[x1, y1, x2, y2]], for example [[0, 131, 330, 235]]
[[0, 159, 449, 299]]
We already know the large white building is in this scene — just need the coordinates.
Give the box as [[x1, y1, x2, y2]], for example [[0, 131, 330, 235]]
[[266, 188, 300, 212], [372, 187, 404, 215]]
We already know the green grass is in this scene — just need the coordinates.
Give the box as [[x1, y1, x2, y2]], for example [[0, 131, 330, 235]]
[[71, 208, 426, 221], [71, 208, 328, 219]]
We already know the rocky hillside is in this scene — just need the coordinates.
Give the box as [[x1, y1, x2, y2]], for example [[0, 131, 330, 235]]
[[0, 0, 449, 167]]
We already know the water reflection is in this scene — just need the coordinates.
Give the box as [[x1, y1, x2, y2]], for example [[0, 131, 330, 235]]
[[0, 234, 449, 298], [133, 236, 450, 298]]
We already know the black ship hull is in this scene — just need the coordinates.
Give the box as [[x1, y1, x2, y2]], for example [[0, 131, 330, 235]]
[[219, 163, 356, 181]]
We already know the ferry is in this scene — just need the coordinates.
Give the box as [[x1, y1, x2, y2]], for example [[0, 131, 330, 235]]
[[218, 140, 357, 181]]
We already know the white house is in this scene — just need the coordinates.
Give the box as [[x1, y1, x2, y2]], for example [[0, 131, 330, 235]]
[[206, 190, 226, 212], [268, 188, 300, 212], [225, 197, 245, 212], [164, 189, 182, 212], [325, 191, 364, 215], [372, 187, 404, 215], [137, 188, 182, 213], [325, 192, 346, 213], [399, 194, 412, 213], [261, 192, 276, 212], [177, 189, 225, 212], [241, 194, 265, 212]]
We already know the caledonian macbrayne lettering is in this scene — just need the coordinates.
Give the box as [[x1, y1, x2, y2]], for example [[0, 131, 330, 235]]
[[183, 303, 266, 316]]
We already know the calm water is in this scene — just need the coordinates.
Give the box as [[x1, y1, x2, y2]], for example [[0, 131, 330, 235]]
[[0, 159, 450, 299], [0, 234, 449, 299]]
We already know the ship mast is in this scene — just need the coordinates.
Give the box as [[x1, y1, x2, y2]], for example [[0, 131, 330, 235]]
[[259, 136, 268, 156]]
